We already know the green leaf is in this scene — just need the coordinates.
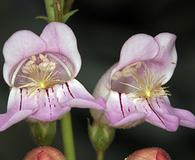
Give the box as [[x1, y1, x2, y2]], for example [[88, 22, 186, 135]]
[[63, 9, 78, 23]]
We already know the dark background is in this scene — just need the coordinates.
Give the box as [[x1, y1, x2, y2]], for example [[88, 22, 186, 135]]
[[0, 0, 195, 159]]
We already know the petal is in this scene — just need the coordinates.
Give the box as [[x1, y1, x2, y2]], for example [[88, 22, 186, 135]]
[[0, 88, 37, 131], [30, 79, 103, 122], [112, 112, 145, 128], [103, 91, 144, 127], [93, 65, 115, 97], [66, 98, 105, 110], [173, 108, 195, 128], [146, 112, 179, 132], [111, 34, 159, 76], [3, 30, 46, 85], [144, 99, 179, 132], [40, 22, 81, 77], [102, 91, 125, 125], [7, 88, 38, 111], [61, 79, 104, 110], [29, 88, 71, 122], [0, 107, 34, 131], [91, 67, 114, 123], [149, 33, 177, 84]]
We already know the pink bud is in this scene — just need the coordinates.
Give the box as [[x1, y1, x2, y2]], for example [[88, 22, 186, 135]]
[[24, 146, 65, 160], [127, 147, 171, 160]]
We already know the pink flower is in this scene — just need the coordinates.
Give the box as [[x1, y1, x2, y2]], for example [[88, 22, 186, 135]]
[[91, 33, 195, 131], [0, 22, 102, 131]]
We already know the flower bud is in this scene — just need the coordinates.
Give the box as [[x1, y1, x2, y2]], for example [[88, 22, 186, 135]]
[[126, 147, 171, 160], [24, 146, 65, 160], [88, 122, 115, 152], [29, 121, 56, 146]]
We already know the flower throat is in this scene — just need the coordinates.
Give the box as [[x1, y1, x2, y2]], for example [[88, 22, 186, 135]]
[[112, 62, 170, 100], [12, 53, 71, 95]]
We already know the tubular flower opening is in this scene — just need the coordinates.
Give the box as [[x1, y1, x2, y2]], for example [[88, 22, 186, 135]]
[[113, 62, 170, 100], [91, 33, 195, 131], [12, 53, 71, 95], [0, 22, 102, 131]]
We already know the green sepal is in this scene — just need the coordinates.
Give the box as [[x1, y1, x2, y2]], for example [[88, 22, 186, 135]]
[[29, 121, 56, 146], [35, 16, 49, 22], [88, 122, 115, 152], [63, 9, 78, 23]]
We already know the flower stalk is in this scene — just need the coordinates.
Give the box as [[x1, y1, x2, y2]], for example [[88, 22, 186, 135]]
[[43, 1, 76, 160], [44, 0, 55, 22], [43, 0, 77, 23], [96, 151, 104, 160], [61, 112, 76, 160]]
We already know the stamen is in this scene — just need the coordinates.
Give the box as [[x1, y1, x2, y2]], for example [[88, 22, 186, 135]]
[[15, 54, 67, 95], [120, 82, 140, 90], [118, 62, 170, 100], [112, 62, 142, 81], [112, 71, 122, 80], [121, 62, 142, 77]]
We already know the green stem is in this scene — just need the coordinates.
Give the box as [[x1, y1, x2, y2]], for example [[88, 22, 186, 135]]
[[61, 112, 76, 160], [43, 1, 76, 160], [96, 151, 104, 160], [44, 0, 64, 22], [53, 0, 63, 21], [44, 0, 55, 22], [44, 0, 75, 23]]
